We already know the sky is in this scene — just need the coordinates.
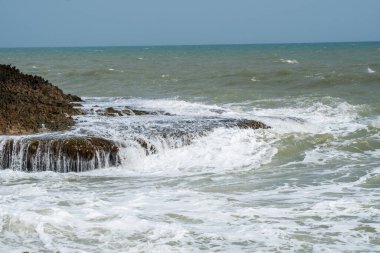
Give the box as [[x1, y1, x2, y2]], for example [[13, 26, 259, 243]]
[[0, 0, 379, 47]]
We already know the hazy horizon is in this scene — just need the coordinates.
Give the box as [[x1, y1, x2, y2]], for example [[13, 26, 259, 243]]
[[1, 0, 380, 48], [1, 40, 380, 49]]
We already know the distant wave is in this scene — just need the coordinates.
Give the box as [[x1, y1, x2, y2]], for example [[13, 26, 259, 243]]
[[367, 67, 376, 74], [280, 59, 299, 64]]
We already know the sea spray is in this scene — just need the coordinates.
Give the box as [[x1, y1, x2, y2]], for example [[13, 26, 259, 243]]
[[1, 42, 380, 252]]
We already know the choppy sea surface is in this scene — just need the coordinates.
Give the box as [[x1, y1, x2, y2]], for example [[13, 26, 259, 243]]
[[1, 43, 380, 252]]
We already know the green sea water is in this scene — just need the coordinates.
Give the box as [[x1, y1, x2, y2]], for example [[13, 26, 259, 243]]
[[1, 43, 379, 103], [0, 42, 380, 252]]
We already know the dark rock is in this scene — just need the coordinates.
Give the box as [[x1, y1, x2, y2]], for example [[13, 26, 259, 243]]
[[67, 94, 82, 102], [98, 107, 154, 116], [95, 106, 173, 117], [0, 64, 81, 135], [0, 136, 120, 172], [135, 137, 157, 155], [122, 107, 151, 116], [210, 109, 225, 114], [236, 119, 270, 129], [105, 107, 123, 116]]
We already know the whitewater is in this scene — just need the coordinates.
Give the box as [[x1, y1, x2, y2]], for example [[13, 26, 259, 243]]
[[1, 42, 380, 252]]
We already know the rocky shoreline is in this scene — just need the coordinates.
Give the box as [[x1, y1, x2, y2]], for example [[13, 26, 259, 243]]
[[0, 64, 120, 172], [0, 64, 81, 135], [0, 64, 270, 172]]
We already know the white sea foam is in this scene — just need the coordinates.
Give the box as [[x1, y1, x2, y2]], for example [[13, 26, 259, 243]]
[[252, 100, 365, 135], [1, 96, 378, 252], [369, 116, 380, 128], [71, 97, 369, 178], [122, 128, 277, 176], [280, 58, 299, 64], [81, 97, 240, 117], [2, 161, 378, 252], [305, 73, 325, 80], [367, 67, 375, 73]]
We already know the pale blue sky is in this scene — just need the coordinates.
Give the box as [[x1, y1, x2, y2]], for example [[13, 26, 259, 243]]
[[0, 0, 379, 47]]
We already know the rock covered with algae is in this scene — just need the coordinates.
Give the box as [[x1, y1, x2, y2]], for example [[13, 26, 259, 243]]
[[0, 65, 120, 172], [0, 137, 120, 172], [0, 64, 81, 135]]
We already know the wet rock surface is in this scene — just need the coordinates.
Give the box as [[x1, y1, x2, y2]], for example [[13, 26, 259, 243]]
[[0, 65, 122, 172], [93, 107, 171, 116], [0, 64, 81, 135], [236, 119, 270, 129], [0, 137, 119, 172]]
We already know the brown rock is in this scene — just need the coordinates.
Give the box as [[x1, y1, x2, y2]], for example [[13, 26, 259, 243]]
[[105, 107, 123, 116], [236, 119, 270, 129], [122, 107, 151, 116], [0, 136, 120, 172], [135, 137, 157, 155], [0, 64, 82, 135], [99, 107, 153, 116]]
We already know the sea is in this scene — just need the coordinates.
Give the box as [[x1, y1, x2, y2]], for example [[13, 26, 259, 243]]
[[0, 42, 380, 252]]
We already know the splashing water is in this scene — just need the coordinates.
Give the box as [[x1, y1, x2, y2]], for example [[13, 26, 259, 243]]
[[1, 43, 380, 252]]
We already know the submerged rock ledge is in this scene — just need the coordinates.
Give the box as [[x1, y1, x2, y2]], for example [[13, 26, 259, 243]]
[[0, 137, 120, 172]]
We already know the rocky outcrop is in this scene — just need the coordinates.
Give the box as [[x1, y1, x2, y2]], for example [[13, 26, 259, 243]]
[[104, 107, 152, 116], [95, 107, 171, 116], [0, 65, 122, 172], [0, 137, 119, 172], [0, 64, 81, 135], [236, 119, 270, 129], [0, 64, 271, 173]]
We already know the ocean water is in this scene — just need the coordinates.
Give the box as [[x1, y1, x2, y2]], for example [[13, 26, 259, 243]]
[[0, 42, 380, 252]]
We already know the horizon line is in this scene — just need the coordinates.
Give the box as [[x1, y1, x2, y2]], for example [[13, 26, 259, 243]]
[[1, 40, 379, 50]]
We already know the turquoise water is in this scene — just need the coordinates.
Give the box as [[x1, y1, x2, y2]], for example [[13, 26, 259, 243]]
[[1, 42, 380, 252]]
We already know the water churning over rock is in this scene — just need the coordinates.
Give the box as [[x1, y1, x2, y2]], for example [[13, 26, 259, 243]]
[[0, 137, 119, 172]]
